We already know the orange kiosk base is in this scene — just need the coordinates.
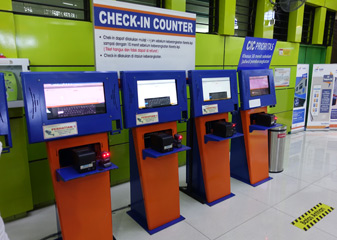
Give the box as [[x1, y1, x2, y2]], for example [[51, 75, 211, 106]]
[[128, 122, 186, 234], [230, 107, 273, 186], [47, 133, 114, 240], [184, 113, 236, 206]]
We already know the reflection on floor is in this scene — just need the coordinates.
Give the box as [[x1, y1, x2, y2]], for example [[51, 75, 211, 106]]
[[4, 131, 337, 240]]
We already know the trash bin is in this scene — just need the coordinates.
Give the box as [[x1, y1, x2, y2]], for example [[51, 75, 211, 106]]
[[268, 125, 287, 173]]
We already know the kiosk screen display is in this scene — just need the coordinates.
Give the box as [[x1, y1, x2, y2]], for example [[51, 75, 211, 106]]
[[137, 79, 178, 109], [249, 76, 270, 97], [202, 77, 231, 101], [44, 83, 106, 119]]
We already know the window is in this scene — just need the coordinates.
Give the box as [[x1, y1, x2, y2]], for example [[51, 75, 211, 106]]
[[12, 0, 90, 21], [273, 7, 289, 41], [301, 5, 315, 44], [186, 0, 219, 33], [235, 0, 257, 37], [323, 10, 336, 46], [117, 0, 164, 8]]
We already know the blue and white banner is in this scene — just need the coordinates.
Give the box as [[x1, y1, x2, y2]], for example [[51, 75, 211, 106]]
[[307, 64, 337, 130], [291, 64, 309, 133], [93, 0, 196, 73], [237, 37, 277, 70], [330, 77, 337, 129]]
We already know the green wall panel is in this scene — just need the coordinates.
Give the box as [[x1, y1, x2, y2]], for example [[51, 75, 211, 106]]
[[0, 116, 33, 219], [218, 0, 236, 36], [271, 41, 300, 66], [325, 46, 332, 63], [165, 0, 186, 12], [254, 0, 274, 39], [325, 0, 337, 11], [0, 0, 12, 11], [29, 160, 55, 207], [195, 33, 224, 66], [0, 12, 18, 58], [27, 142, 47, 162], [268, 88, 295, 113], [109, 143, 130, 185], [14, 15, 94, 66], [288, 6, 304, 43], [273, 110, 293, 133], [312, 7, 327, 45], [306, 0, 325, 7], [224, 36, 244, 66], [109, 129, 129, 146]]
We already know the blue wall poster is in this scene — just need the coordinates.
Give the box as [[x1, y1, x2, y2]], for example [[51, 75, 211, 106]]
[[291, 64, 309, 133], [237, 37, 277, 70], [307, 64, 337, 130]]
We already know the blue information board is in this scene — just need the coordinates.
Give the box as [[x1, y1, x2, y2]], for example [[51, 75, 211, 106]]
[[0, 73, 12, 151], [22, 71, 122, 143], [237, 37, 277, 71], [188, 70, 238, 117]]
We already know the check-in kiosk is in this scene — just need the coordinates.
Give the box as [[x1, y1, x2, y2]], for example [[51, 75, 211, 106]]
[[182, 70, 242, 206], [0, 73, 12, 152], [121, 71, 189, 234], [230, 69, 280, 186], [21, 72, 122, 240]]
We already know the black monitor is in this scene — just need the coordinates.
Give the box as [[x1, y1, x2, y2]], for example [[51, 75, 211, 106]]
[[137, 79, 178, 109], [44, 82, 106, 120], [249, 75, 270, 97], [202, 77, 232, 101]]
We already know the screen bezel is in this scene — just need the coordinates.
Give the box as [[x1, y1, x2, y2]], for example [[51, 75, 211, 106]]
[[238, 69, 276, 110], [0, 73, 12, 149], [188, 70, 239, 118], [21, 71, 122, 143], [121, 71, 188, 129]]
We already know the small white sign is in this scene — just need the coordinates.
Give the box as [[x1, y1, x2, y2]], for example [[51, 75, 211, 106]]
[[202, 104, 218, 115], [274, 68, 291, 87], [136, 112, 159, 125], [43, 122, 78, 140], [249, 99, 261, 108]]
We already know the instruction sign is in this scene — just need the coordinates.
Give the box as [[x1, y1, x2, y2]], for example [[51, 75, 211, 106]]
[[237, 37, 277, 70], [93, 0, 196, 73], [274, 68, 291, 87], [291, 64, 309, 133], [307, 64, 337, 130], [330, 77, 337, 129]]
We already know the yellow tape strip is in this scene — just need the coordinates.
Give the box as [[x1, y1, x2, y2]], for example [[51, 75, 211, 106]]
[[291, 203, 334, 231]]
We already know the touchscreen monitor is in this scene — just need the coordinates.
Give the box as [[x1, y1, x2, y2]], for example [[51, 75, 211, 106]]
[[202, 77, 231, 101], [137, 79, 178, 109], [249, 76, 270, 97], [44, 82, 106, 119]]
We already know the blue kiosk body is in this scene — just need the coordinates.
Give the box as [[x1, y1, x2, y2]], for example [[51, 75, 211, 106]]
[[121, 70, 189, 234], [184, 70, 242, 206], [230, 68, 280, 187], [21, 71, 122, 240], [0, 73, 12, 152]]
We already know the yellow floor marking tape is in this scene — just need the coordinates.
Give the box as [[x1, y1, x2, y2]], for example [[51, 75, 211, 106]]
[[291, 203, 334, 231]]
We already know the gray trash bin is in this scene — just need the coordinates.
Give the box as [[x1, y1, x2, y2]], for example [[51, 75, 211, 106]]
[[268, 124, 287, 173]]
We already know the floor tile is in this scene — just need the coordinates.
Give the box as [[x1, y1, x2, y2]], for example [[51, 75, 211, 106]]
[[314, 170, 337, 194], [180, 191, 269, 240], [274, 185, 337, 238], [216, 208, 337, 240], [231, 173, 310, 206], [112, 209, 210, 240]]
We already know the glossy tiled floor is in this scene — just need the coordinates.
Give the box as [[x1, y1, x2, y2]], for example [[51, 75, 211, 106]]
[[4, 131, 337, 240]]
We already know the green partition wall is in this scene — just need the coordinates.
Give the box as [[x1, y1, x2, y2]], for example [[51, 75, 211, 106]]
[[0, 0, 333, 217]]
